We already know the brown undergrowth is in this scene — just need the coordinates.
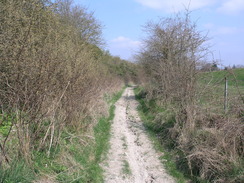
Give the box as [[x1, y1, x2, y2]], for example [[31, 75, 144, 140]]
[[0, 0, 138, 180], [137, 11, 243, 182]]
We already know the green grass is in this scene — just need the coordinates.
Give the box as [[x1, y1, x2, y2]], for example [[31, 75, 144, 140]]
[[121, 136, 128, 150], [134, 87, 218, 183], [0, 113, 36, 183], [0, 113, 14, 137], [197, 68, 244, 113], [1, 87, 127, 183], [105, 86, 126, 104], [0, 159, 35, 183], [121, 160, 132, 176], [133, 69, 244, 183], [134, 87, 200, 183], [51, 86, 125, 182], [199, 68, 244, 86]]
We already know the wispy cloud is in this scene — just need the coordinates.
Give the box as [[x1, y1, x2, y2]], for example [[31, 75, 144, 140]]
[[110, 36, 141, 49], [135, 0, 244, 14], [217, 0, 244, 14], [109, 36, 142, 60], [204, 23, 242, 35], [134, 0, 215, 12]]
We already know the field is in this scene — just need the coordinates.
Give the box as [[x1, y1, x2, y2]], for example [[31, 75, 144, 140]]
[[198, 68, 244, 114], [200, 68, 244, 85]]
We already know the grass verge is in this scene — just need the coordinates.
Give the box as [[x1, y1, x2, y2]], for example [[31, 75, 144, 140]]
[[0, 87, 126, 183], [44, 86, 126, 182], [134, 84, 243, 183], [134, 86, 190, 183], [0, 159, 35, 183]]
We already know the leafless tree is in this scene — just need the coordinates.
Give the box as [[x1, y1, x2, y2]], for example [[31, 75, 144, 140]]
[[139, 11, 209, 105]]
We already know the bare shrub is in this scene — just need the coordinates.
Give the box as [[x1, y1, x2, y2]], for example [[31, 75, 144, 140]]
[[0, 0, 127, 164], [139, 11, 209, 106], [138, 11, 243, 182]]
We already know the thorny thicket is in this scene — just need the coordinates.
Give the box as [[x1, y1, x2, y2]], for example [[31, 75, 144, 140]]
[[138, 12, 243, 182], [0, 0, 137, 166]]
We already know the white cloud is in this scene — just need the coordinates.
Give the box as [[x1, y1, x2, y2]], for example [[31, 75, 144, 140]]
[[109, 36, 142, 60], [134, 0, 215, 12], [110, 36, 141, 49], [204, 25, 244, 44], [203, 23, 241, 35], [134, 0, 244, 14], [218, 0, 244, 14]]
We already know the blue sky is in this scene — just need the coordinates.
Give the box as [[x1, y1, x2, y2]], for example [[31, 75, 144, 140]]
[[74, 0, 244, 66]]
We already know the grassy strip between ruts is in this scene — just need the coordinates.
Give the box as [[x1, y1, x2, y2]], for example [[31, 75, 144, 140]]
[[134, 86, 196, 183]]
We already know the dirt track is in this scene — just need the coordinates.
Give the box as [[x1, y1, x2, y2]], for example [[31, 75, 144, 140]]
[[103, 87, 175, 183]]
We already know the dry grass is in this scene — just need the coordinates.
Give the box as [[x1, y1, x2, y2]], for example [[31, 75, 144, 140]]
[[137, 10, 243, 182]]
